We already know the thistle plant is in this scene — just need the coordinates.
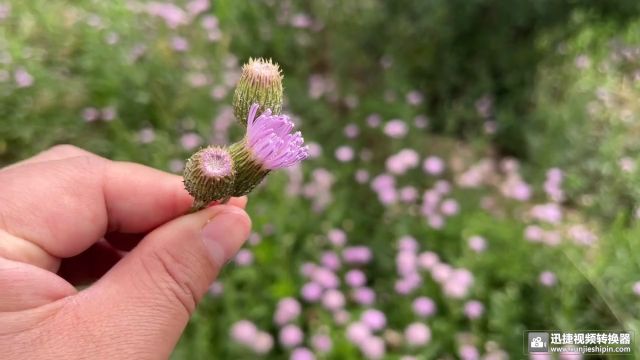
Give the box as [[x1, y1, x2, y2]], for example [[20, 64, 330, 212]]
[[232, 58, 283, 126], [229, 103, 309, 197], [184, 58, 308, 211]]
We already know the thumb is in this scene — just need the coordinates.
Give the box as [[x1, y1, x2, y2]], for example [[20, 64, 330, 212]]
[[75, 205, 250, 358]]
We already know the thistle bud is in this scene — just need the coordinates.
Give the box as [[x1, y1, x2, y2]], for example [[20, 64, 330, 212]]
[[183, 146, 235, 211], [233, 58, 283, 126], [229, 103, 309, 197]]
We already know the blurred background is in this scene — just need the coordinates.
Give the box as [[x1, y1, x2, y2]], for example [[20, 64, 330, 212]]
[[2, 0, 640, 359]]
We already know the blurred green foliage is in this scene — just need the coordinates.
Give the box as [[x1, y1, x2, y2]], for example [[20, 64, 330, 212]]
[[532, 18, 640, 221], [222, 0, 640, 157]]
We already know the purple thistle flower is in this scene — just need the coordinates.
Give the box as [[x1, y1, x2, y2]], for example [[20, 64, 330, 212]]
[[300, 282, 323, 302], [14, 68, 34, 88], [355, 169, 370, 183], [468, 235, 487, 253], [384, 119, 408, 138], [412, 296, 436, 318], [345, 269, 367, 287], [342, 246, 373, 264], [398, 235, 419, 252], [311, 334, 332, 353], [234, 249, 254, 266], [346, 322, 371, 346], [396, 250, 417, 276], [322, 289, 345, 311], [333, 310, 351, 325], [145, 3, 188, 28], [321, 251, 342, 270], [230, 320, 258, 345], [418, 251, 439, 270], [279, 324, 304, 348], [459, 345, 480, 360], [352, 287, 376, 305], [464, 300, 484, 319], [82, 107, 100, 122], [311, 267, 340, 289], [187, 0, 210, 16], [290, 347, 316, 360], [335, 145, 355, 162], [404, 323, 431, 346], [171, 36, 189, 52], [539, 271, 557, 287], [208, 281, 223, 297], [361, 336, 386, 359], [138, 127, 156, 144], [328, 228, 347, 246], [228, 103, 308, 197], [245, 103, 308, 169], [361, 309, 387, 331], [274, 297, 302, 326], [0, 4, 10, 21], [367, 113, 382, 128], [253, 331, 274, 354]]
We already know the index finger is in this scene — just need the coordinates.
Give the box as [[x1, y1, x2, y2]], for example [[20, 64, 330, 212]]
[[0, 148, 246, 263]]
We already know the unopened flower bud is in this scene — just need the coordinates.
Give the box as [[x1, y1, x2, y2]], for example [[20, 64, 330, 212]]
[[233, 58, 283, 126], [229, 103, 308, 197], [183, 146, 235, 211]]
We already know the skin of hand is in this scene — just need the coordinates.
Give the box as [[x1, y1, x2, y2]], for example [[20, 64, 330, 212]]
[[0, 145, 252, 359]]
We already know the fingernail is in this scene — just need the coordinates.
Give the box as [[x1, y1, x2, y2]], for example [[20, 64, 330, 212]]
[[201, 209, 249, 267]]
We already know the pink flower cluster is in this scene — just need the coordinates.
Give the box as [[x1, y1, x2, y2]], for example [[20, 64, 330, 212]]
[[384, 119, 408, 138], [391, 235, 480, 327], [386, 149, 420, 175], [524, 225, 562, 246], [82, 106, 118, 123], [230, 320, 274, 354], [456, 159, 494, 188], [530, 203, 563, 224], [144, 0, 211, 29], [500, 169, 532, 202], [544, 168, 564, 202], [421, 182, 459, 229], [302, 168, 334, 212], [371, 173, 398, 205]]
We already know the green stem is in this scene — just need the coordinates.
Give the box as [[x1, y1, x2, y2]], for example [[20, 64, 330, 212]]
[[189, 198, 210, 213], [188, 197, 231, 214]]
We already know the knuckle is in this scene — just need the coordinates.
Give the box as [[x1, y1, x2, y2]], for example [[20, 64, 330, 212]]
[[70, 153, 102, 172], [46, 144, 93, 161], [47, 145, 104, 167], [48, 144, 82, 154]]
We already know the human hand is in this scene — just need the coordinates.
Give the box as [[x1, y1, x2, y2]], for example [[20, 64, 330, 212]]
[[0, 145, 251, 359]]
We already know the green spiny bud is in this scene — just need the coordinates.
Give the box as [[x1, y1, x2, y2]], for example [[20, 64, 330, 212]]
[[233, 58, 283, 126], [183, 146, 235, 211]]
